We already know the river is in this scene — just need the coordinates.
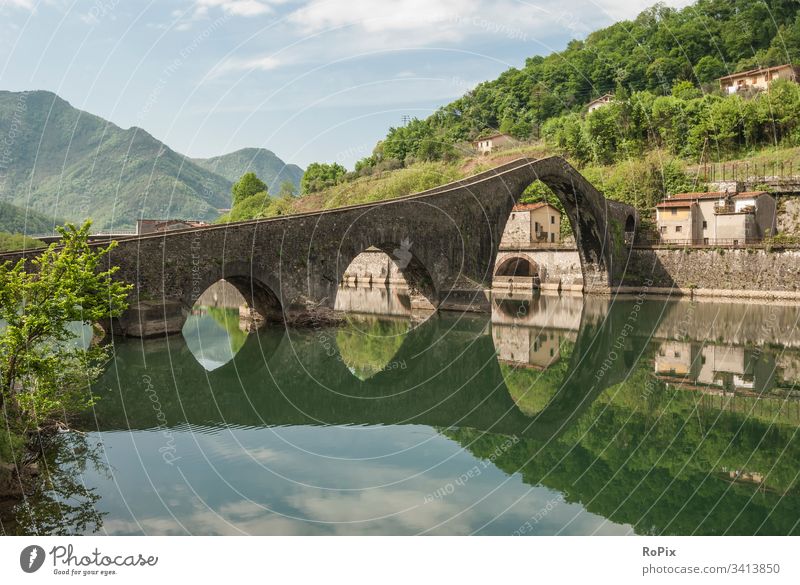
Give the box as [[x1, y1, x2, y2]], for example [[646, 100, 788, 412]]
[[3, 285, 800, 535]]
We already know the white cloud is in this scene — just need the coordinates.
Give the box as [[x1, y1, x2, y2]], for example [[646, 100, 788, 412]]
[[209, 53, 284, 77], [0, 0, 35, 9], [192, 0, 276, 19]]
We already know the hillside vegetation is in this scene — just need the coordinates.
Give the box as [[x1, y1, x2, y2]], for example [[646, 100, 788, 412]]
[[223, 0, 800, 224], [0, 201, 60, 234], [0, 91, 301, 230]]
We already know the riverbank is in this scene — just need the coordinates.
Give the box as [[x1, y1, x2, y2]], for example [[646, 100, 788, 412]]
[[622, 247, 800, 300]]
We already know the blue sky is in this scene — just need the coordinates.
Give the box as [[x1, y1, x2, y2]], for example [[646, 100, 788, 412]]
[[0, 0, 692, 169]]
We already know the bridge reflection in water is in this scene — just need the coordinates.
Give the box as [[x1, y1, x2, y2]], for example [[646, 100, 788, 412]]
[[10, 284, 800, 535]]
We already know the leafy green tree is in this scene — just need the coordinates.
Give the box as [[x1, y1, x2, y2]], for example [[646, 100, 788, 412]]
[[0, 221, 131, 441], [694, 55, 726, 83], [300, 162, 346, 194], [231, 172, 267, 205], [278, 180, 297, 197]]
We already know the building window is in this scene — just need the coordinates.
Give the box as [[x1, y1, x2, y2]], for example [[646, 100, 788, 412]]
[[702, 220, 707, 229], [550, 233, 555, 243], [550, 216, 555, 224], [703, 237, 709, 245], [660, 226, 667, 234], [675, 225, 682, 233], [671, 208, 677, 215]]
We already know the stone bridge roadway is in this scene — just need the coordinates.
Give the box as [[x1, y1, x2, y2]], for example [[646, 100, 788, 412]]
[[87, 296, 658, 442], [0, 156, 638, 336]]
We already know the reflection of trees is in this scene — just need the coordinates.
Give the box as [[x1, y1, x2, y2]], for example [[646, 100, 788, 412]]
[[335, 316, 411, 380], [448, 357, 800, 535], [500, 341, 573, 416], [4, 433, 106, 535], [204, 306, 248, 354]]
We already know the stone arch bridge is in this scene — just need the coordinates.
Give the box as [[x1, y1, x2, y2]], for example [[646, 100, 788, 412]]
[[0, 156, 637, 336]]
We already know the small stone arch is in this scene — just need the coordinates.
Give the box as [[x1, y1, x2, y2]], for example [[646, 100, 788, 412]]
[[495, 256, 539, 278], [334, 241, 439, 311], [190, 263, 283, 324]]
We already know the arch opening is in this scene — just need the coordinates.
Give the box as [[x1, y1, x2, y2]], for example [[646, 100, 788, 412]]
[[335, 245, 438, 317], [495, 257, 538, 278], [182, 278, 282, 370]]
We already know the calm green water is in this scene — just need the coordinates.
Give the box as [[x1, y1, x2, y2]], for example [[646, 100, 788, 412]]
[[4, 290, 800, 535]]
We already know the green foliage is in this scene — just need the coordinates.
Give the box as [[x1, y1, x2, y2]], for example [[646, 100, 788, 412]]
[[218, 192, 296, 223], [321, 161, 462, 209], [301, 162, 347, 194], [231, 172, 267, 206], [0, 221, 132, 432], [278, 180, 297, 197], [0, 232, 44, 252], [335, 316, 410, 380], [0, 202, 58, 234], [362, 0, 800, 167]]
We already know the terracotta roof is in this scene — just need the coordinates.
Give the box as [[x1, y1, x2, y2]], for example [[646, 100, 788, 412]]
[[733, 191, 768, 199], [719, 63, 798, 81], [587, 93, 614, 106], [656, 200, 694, 208], [512, 202, 558, 212], [668, 191, 726, 200], [471, 132, 511, 144]]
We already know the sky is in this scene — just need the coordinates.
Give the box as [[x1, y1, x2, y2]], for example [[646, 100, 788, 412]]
[[0, 0, 694, 169]]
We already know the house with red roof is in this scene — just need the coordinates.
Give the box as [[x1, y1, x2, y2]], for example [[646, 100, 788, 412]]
[[655, 191, 776, 245]]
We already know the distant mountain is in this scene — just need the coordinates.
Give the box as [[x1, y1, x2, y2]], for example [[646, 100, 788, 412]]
[[193, 148, 303, 194], [0, 91, 302, 230], [0, 201, 59, 234]]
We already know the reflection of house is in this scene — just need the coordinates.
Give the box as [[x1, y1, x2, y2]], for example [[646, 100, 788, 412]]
[[493, 325, 564, 370], [587, 93, 614, 113], [502, 202, 561, 245], [472, 132, 514, 154], [718, 64, 800, 94], [655, 191, 776, 244], [654, 340, 757, 393], [136, 219, 209, 235]]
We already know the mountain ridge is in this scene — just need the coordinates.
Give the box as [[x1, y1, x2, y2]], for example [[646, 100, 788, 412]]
[[0, 90, 302, 231]]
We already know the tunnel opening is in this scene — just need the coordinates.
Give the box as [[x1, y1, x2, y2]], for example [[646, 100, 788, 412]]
[[495, 257, 537, 277], [493, 256, 541, 294]]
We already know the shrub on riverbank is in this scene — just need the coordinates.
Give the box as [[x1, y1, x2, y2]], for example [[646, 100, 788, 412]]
[[0, 221, 131, 469]]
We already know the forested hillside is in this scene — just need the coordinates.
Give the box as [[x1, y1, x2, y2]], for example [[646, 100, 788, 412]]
[[0, 91, 302, 230], [355, 0, 800, 169]]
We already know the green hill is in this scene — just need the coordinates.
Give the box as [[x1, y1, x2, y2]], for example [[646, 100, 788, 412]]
[[193, 148, 303, 194], [0, 201, 59, 234], [361, 0, 800, 168], [0, 91, 301, 229]]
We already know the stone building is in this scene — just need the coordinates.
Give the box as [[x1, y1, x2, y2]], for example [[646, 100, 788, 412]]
[[502, 202, 561, 245], [471, 132, 515, 154], [718, 64, 800, 94], [655, 191, 776, 245]]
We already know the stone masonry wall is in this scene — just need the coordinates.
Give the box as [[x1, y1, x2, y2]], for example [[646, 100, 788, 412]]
[[624, 247, 800, 297]]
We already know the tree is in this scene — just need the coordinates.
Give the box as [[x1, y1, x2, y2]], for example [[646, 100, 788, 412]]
[[300, 162, 346, 194], [278, 180, 297, 197], [0, 221, 131, 439], [231, 172, 267, 206]]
